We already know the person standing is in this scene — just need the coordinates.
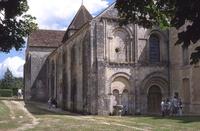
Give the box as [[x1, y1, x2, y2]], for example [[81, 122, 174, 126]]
[[178, 98, 183, 116], [161, 99, 165, 116], [172, 96, 179, 116], [17, 89, 22, 99]]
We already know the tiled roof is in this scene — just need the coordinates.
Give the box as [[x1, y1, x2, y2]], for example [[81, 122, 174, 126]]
[[28, 29, 65, 47], [62, 5, 93, 42], [68, 5, 93, 30]]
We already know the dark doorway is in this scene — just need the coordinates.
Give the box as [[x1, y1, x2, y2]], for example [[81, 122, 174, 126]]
[[147, 85, 162, 114]]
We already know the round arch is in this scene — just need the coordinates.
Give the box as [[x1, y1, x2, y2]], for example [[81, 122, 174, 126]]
[[110, 72, 130, 82], [141, 72, 169, 96], [111, 76, 130, 94], [140, 72, 169, 114], [108, 72, 132, 115], [144, 29, 168, 42], [112, 26, 133, 39], [109, 72, 131, 94]]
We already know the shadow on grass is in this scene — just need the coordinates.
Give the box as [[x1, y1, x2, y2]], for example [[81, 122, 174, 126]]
[[126, 115, 200, 124], [24, 101, 81, 116], [25, 103, 59, 115], [152, 115, 200, 123]]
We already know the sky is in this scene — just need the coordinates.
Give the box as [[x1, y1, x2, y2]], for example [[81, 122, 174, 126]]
[[0, 0, 115, 79]]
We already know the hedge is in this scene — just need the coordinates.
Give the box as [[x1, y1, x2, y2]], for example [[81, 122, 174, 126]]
[[0, 89, 13, 97], [12, 88, 18, 96]]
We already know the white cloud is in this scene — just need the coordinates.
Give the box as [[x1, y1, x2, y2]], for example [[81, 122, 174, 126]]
[[27, 0, 109, 30], [0, 57, 25, 79]]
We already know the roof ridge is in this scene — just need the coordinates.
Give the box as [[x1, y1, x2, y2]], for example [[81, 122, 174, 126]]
[[62, 5, 92, 42], [93, 2, 116, 19]]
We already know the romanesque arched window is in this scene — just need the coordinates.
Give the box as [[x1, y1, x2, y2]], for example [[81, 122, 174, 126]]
[[149, 35, 160, 63]]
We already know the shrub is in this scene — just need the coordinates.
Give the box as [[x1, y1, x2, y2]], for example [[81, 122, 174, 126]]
[[12, 88, 19, 96], [0, 89, 13, 97]]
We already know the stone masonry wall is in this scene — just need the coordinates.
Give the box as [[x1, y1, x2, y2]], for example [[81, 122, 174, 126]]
[[25, 47, 55, 102], [169, 27, 200, 114], [93, 7, 169, 114]]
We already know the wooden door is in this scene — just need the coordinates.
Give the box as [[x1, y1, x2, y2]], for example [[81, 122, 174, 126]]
[[148, 85, 162, 113]]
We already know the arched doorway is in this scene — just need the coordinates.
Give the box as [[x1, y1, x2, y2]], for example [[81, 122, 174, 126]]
[[140, 74, 169, 114], [110, 76, 130, 114], [147, 85, 162, 113]]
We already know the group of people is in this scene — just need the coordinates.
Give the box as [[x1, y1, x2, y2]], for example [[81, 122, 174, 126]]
[[48, 98, 58, 109], [161, 96, 183, 116]]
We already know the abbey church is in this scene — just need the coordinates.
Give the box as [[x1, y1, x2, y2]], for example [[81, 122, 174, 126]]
[[24, 3, 200, 115]]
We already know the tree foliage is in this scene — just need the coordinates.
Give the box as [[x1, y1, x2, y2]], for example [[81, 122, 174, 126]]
[[0, 68, 23, 96], [115, 0, 200, 64], [13, 77, 23, 90], [1, 68, 14, 89], [0, 68, 23, 89], [0, 0, 37, 52]]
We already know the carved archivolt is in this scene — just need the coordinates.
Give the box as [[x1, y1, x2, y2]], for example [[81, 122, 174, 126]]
[[140, 72, 169, 97]]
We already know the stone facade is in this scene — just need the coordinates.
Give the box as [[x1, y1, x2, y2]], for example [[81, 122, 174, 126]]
[[24, 3, 200, 115], [169, 27, 200, 114], [24, 30, 65, 102]]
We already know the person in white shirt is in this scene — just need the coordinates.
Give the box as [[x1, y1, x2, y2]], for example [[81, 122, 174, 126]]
[[161, 99, 165, 116], [17, 89, 22, 99]]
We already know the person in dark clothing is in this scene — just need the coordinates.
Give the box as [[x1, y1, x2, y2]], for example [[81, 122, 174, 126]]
[[51, 98, 57, 108]]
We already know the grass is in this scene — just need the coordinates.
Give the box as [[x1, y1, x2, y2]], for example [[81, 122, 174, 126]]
[[0, 101, 10, 121], [0, 101, 18, 129], [0, 100, 32, 129], [25, 103, 200, 131], [27, 114, 200, 131], [1, 100, 200, 131]]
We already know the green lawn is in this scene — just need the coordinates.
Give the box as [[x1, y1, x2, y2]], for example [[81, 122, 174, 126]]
[[1, 100, 200, 131], [0, 101, 20, 129], [28, 115, 200, 131], [25, 102, 200, 131], [0, 100, 32, 130]]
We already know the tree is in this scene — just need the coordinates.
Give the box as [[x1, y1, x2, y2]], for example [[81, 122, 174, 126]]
[[115, 0, 200, 64], [0, 69, 23, 89], [13, 77, 23, 89], [0, 79, 2, 88], [1, 68, 14, 89], [0, 69, 23, 96], [0, 0, 37, 53]]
